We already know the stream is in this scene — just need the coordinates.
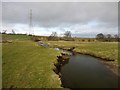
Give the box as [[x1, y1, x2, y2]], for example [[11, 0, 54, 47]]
[[38, 42, 118, 88], [60, 54, 118, 88]]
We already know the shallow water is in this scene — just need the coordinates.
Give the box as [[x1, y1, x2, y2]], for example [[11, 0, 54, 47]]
[[61, 54, 118, 88]]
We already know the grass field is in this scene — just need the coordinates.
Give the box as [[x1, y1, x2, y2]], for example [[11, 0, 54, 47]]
[[2, 34, 32, 41], [43, 41, 119, 66], [2, 34, 119, 88], [2, 35, 61, 88]]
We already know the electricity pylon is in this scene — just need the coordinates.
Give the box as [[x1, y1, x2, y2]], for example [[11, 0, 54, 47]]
[[29, 9, 34, 35]]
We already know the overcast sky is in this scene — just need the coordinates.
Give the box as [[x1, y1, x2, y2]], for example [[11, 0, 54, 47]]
[[2, 2, 118, 37]]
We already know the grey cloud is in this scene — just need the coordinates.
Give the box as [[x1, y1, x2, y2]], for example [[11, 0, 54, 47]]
[[2, 2, 118, 37], [2, 2, 118, 27]]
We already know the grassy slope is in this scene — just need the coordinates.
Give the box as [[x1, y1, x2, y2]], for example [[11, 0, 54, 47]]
[[2, 35, 61, 88], [44, 41, 118, 65]]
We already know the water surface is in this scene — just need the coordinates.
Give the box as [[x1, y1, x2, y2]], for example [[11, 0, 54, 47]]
[[61, 54, 118, 88]]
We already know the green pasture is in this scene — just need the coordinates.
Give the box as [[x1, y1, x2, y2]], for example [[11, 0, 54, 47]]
[[2, 34, 119, 88], [2, 40, 61, 88], [44, 41, 119, 65]]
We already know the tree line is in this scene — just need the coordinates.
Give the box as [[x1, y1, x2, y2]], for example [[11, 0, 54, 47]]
[[96, 33, 119, 42], [48, 31, 74, 41], [1, 30, 120, 42]]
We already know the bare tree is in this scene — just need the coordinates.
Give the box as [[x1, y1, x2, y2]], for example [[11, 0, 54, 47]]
[[48, 32, 58, 41], [64, 31, 71, 38], [50, 32, 57, 37], [12, 29, 15, 34], [63, 31, 74, 41], [2, 30, 7, 34]]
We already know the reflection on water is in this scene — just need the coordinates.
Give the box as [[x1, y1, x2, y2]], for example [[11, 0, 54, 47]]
[[61, 54, 118, 88]]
